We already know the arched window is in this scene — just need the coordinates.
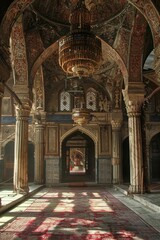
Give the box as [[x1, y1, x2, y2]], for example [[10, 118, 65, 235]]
[[60, 91, 71, 111], [86, 89, 97, 111]]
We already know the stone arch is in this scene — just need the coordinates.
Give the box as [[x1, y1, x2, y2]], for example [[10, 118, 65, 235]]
[[61, 127, 97, 183], [10, 15, 29, 87], [0, 0, 35, 45], [149, 130, 160, 143], [1, 133, 15, 148], [30, 39, 129, 90], [128, 0, 160, 46], [1, 0, 160, 87], [60, 125, 98, 158], [1, 0, 159, 48]]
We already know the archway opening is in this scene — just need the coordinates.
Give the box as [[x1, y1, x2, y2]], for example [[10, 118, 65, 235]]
[[150, 132, 160, 182], [122, 137, 130, 183], [3, 141, 14, 183], [28, 142, 35, 182], [61, 130, 95, 182]]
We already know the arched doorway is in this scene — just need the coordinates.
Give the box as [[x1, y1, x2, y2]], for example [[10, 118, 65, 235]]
[[122, 137, 130, 183], [150, 133, 160, 182], [3, 141, 14, 183], [61, 131, 95, 182], [28, 142, 35, 182], [3, 141, 35, 183]]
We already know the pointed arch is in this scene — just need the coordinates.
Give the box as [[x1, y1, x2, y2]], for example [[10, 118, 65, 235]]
[[60, 125, 98, 158]]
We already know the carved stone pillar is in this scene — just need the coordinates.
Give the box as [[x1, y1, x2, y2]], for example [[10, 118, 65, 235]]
[[123, 83, 145, 193], [0, 83, 4, 121], [111, 120, 122, 184], [34, 113, 45, 184], [127, 104, 143, 193], [0, 83, 4, 186], [13, 104, 30, 194]]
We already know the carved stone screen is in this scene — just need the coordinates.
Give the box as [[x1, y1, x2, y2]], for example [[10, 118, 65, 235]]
[[60, 91, 71, 111], [86, 90, 97, 111]]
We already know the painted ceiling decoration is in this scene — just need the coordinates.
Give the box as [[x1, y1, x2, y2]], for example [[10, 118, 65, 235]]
[[0, 0, 160, 108]]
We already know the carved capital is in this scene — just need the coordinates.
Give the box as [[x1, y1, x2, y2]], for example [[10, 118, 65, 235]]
[[15, 102, 31, 120], [111, 120, 122, 130], [127, 100, 143, 117], [122, 83, 144, 116]]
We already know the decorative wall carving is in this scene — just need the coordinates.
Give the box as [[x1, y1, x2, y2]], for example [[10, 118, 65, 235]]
[[11, 16, 28, 85], [128, 0, 160, 46], [34, 67, 44, 110], [46, 126, 59, 155], [1, 126, 15, 143], [99, 125, 111, 156], [129, 12, 147, 82], [25, 30, 44, 77]]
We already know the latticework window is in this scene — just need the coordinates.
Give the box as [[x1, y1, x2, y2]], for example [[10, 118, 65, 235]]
[[60, 91, 71, 111], [86, 89, 97, 111]]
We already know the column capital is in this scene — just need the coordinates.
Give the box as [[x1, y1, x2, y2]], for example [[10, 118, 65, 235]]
[[15, 102, 31, 119], [34, 110, 46, 125], [111, 120, 122, 130], [122, 83, 145, 116]]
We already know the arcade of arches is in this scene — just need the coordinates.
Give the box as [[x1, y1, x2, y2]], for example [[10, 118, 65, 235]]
[[0, 0, 160, 195]]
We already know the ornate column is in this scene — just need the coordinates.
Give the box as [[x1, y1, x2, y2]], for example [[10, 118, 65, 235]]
[[0, 83, 4, 185], [34, 111, 46, 184], [123, 86, 144, 193], [0, 83, 4, 118], [13, 103, 30, 194], [111, 119, 122, 184]]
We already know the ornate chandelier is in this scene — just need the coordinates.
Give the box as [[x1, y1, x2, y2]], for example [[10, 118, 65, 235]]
[[59, 0, 102, 77]]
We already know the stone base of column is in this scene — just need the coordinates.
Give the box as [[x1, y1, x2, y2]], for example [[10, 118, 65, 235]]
[[14, 186, 29, 195], [112, 178, 119, 184], [128, 184, 143, 194]]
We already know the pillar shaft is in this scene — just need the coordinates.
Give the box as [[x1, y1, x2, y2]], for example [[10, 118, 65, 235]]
[[123, 84, 145, 194], [111, 120, 122, 184], [34, 123, 45, 184], [13, 104, 30, 194], [127, 105, 143, 193], [0, 83, 4, 185]]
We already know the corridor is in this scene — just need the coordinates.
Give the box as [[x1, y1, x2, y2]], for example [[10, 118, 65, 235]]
[[0, 187, 160, 240]]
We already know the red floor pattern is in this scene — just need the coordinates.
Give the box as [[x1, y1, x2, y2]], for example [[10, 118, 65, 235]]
[[0, 187, 160, 240]]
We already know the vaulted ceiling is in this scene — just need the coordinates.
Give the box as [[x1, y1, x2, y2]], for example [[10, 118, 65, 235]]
[[0, 0, 159, 107]]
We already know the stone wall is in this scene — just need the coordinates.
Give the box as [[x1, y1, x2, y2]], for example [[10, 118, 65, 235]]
[[98, 158, 112, 183], [45, 157, 60, 186]]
